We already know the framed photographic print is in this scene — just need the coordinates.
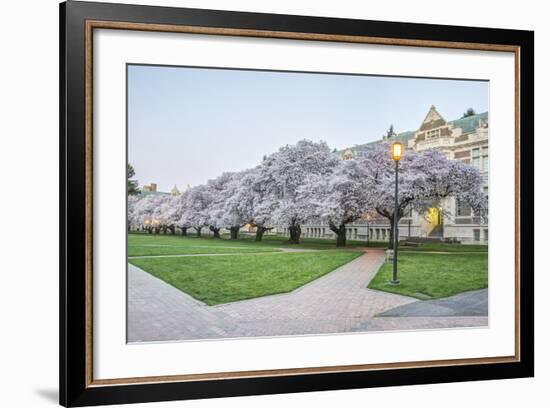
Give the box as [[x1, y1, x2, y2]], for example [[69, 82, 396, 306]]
[[59, 1, 534, 406]]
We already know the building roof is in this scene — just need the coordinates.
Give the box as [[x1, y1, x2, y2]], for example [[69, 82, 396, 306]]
[[138, 190, 170, 197], [419, 105, 447, 131], [349, 130, 416, 154], [448, 111, 488, 135], [341, 110, 488, 155]]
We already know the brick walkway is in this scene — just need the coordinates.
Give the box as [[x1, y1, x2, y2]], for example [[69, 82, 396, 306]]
[[127, 263, 237, 342], [214, 249, 416, 337], [127, 249, 486, 342]]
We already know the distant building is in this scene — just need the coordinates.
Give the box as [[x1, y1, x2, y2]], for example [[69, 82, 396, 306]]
[[142, 183, 157, 193], [282, 106, 489, 244], [139, 182, 170, 197]]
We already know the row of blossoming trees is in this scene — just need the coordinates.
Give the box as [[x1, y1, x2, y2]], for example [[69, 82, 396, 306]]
[[128, 140, 487, 247]]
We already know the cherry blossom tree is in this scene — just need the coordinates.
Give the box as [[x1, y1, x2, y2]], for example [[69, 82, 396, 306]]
[[202, 173, 237, 238], [126, 139, 487, 249], [221, 168, 257, 239], [358, 142, 487, 247], [153, 195, 179, 234], [127, 195, 140, 232], [258, 140, 340, 244], [131, 194, 164, 233], [250, 194, 277, 241], [177, 184, 210, 237], [298, 158, 373, 246], [240, 166, 277, 241], [174, 192, 191, 236]]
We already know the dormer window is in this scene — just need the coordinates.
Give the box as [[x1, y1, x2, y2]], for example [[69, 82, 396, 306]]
[[426, 128, 440, 139]]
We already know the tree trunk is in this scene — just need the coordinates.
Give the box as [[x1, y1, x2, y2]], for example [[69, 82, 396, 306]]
[[169, 225, 175, 235], [229, 226, 240, 240], [288, 224, 301, 244], [195, 227, 202, 237], [329, 222, 347, 247], [209, 226, 221, 238], [180, 227, 187, 236], [377, 207, 401, 249], [154, 227, 160, 234], [147, 226, 152, 234], [162, 226, 167, 234], [255, 226, 267, 241]]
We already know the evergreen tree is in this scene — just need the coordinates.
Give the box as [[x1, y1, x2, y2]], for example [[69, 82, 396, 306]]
[[462, 108, 476, 118], [385, 124, 395, 140], [127, 163, 140, 196]]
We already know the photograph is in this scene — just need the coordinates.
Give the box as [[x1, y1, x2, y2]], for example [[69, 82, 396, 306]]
[[126, 65, 490, 343], [55, 1, 535, 405]]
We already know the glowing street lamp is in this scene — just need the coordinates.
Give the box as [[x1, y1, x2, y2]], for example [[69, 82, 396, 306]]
[[392, 141, 403, 161], [391, 141, 403, 284]]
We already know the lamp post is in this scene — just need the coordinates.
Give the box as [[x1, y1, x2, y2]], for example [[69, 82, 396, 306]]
[[391, 142, 403, 284]]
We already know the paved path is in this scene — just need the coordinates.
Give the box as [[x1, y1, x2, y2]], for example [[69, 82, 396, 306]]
[[127, 250, 488, 342], [354, 316, 488, 332], [128, 249, 416, 342], [127, 264, 237, 342], [377, 289, 488, 317], [353, 289, 488, 332], [214, 249, 416, 337]]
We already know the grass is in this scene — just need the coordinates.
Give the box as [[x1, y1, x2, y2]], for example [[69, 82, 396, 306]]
[[367, 252, 488, 300], [128, 234, 281, 257], [128, 232, 374, 256], [130, 251, 362, 305], [398, 243, 488, 253], [129, 233, 488, 304]]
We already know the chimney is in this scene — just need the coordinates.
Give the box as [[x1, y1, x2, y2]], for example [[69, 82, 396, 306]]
[[150, 183, 157, 192]]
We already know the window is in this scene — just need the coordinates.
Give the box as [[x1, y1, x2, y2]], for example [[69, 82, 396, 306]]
[[472, 148, 480, 168], [456, 198, 471, 217], [427, 128, 440, 139], [473, 229, 480, 241], [481, 146, 489, 171], [483, 229, 488, 242], [472, 146, 489, 172]]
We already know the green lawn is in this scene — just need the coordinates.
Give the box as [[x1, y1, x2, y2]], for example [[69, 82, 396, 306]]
[[367, 252, 488, 300], [128, 232, 373, 256], [398, 243, 488, 253], [128, 234, 281, 257], [130, 251, 362, 305], [129, 233, 488, 304]]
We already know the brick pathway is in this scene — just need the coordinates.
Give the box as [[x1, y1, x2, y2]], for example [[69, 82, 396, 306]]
[[127, 249, 487, 342], [215, 249, 416, 337], [127, 263, 237, 342]]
